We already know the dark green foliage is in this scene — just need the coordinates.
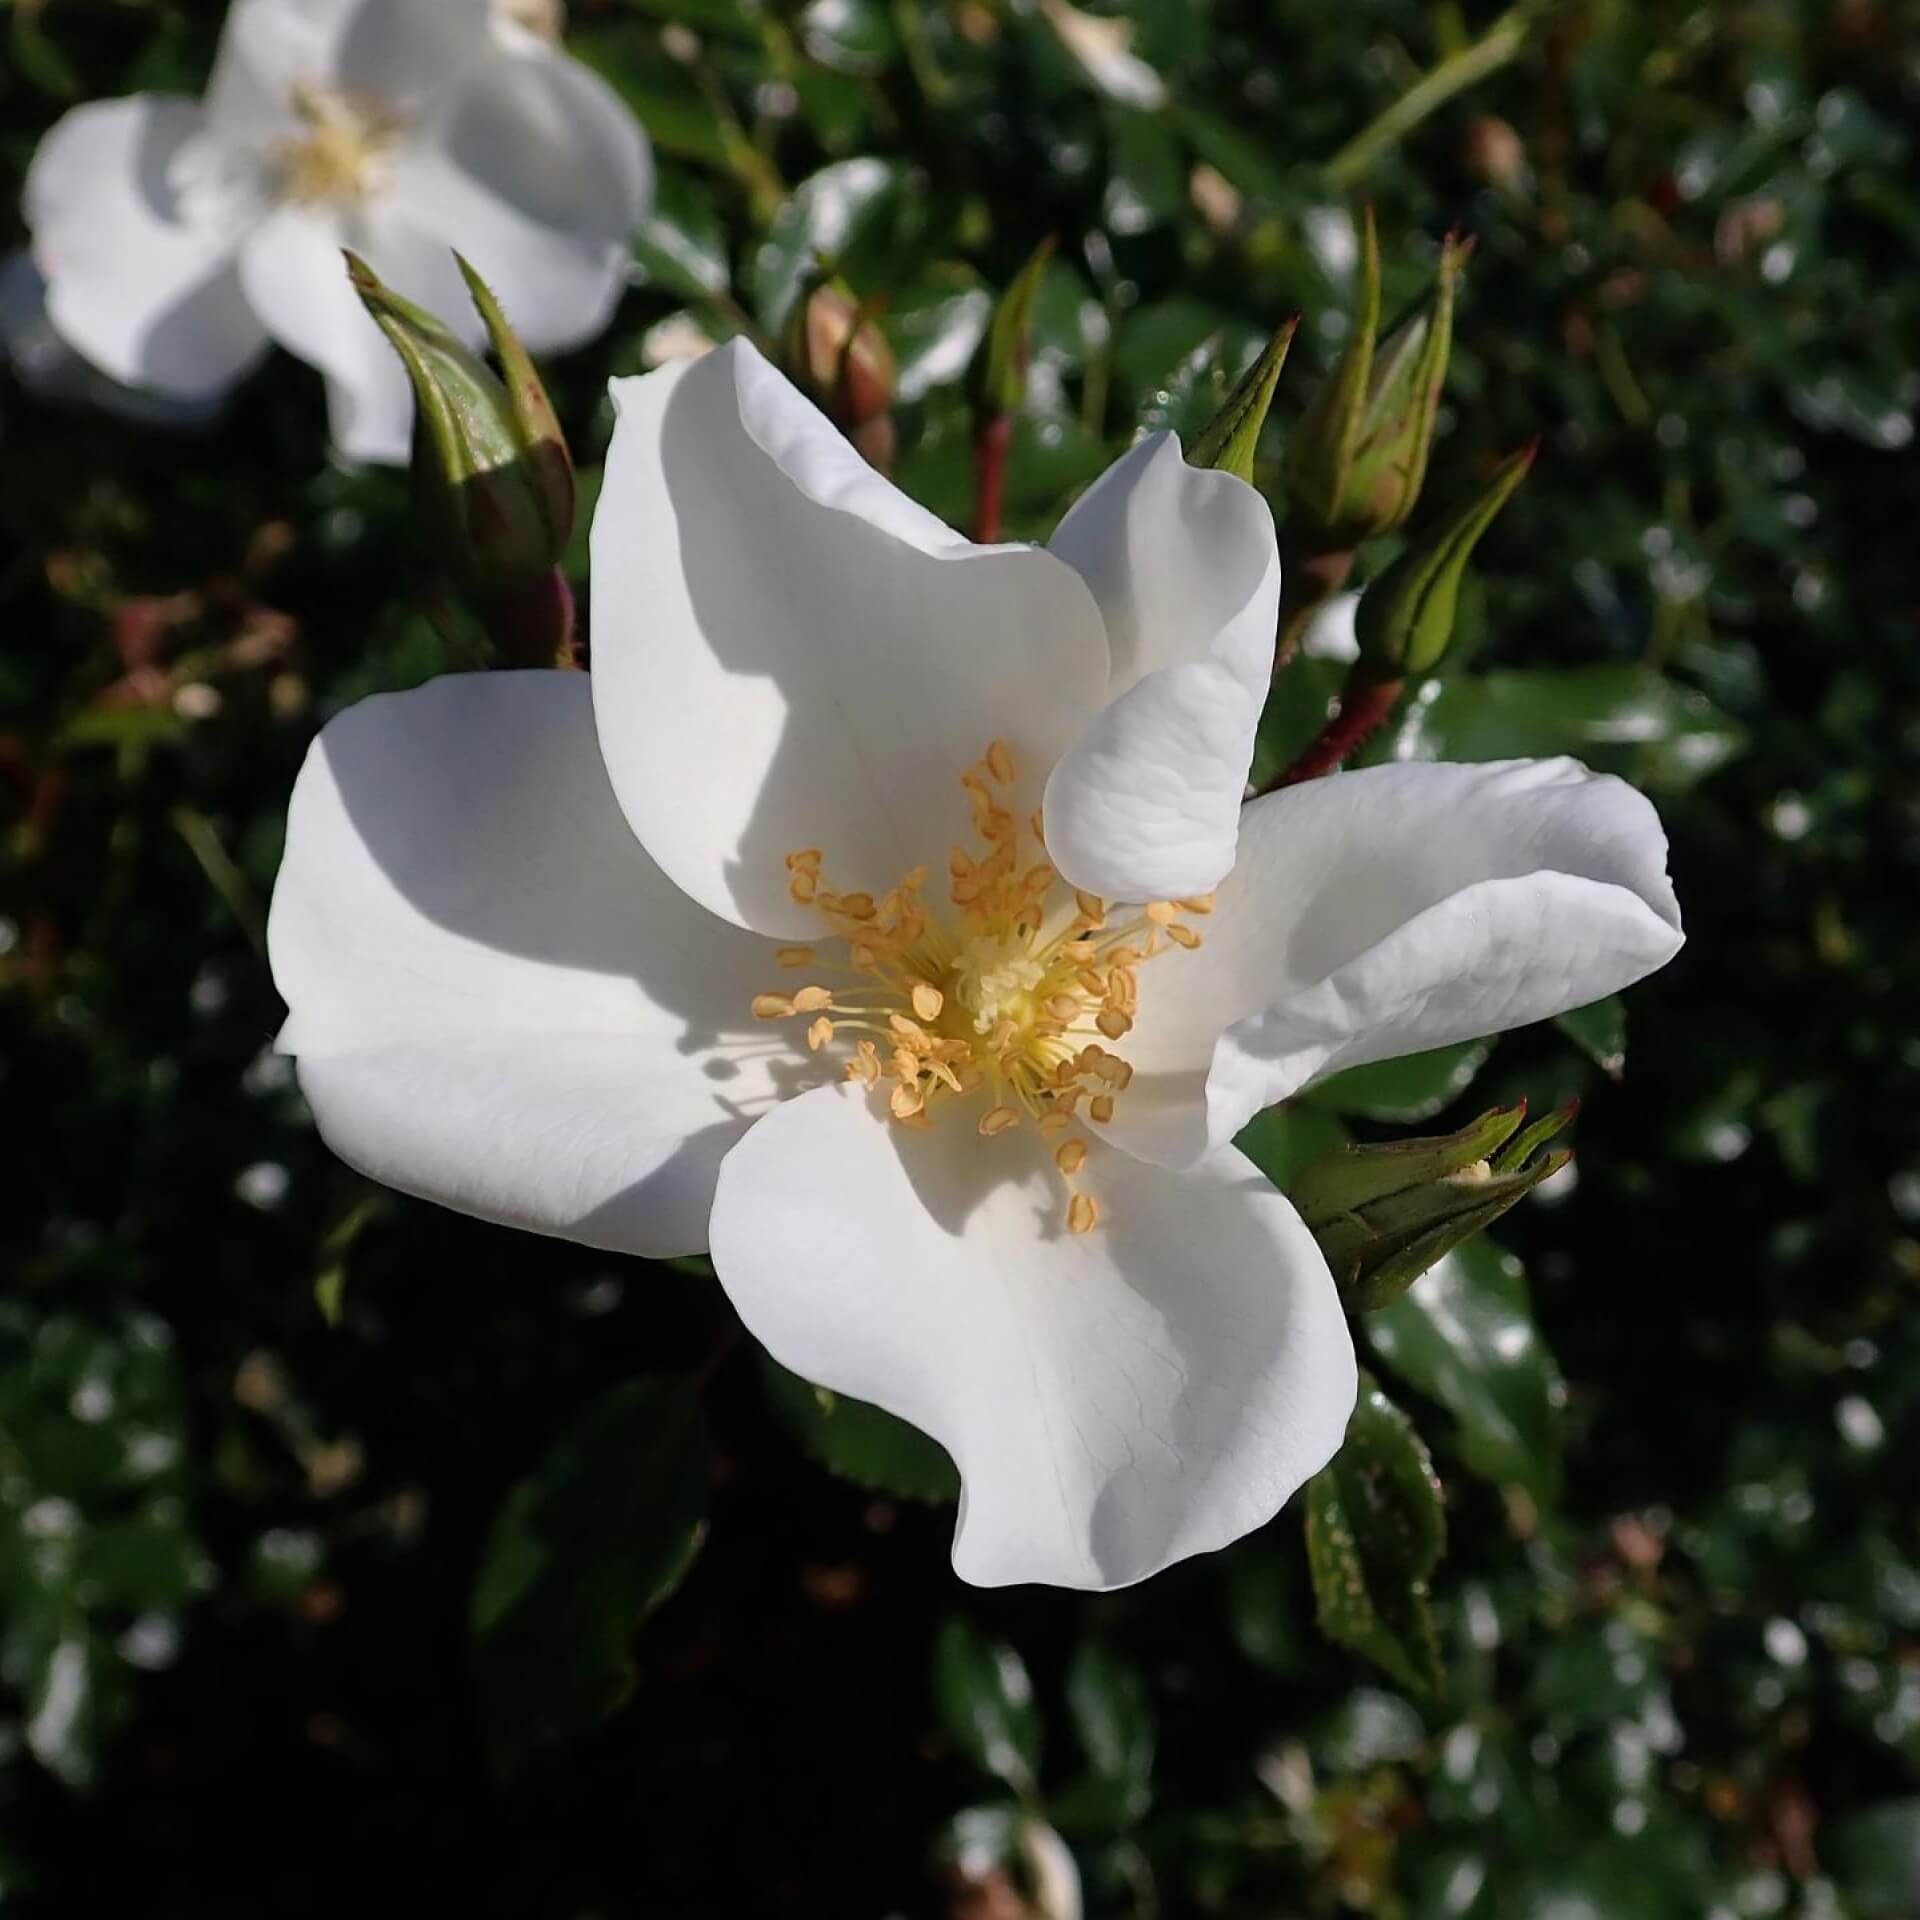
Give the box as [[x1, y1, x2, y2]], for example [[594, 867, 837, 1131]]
[[3, 0, 1918, 1912]]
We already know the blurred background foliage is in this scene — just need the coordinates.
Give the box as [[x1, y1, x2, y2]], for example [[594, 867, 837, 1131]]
[[3, 0, 1920, 1912]]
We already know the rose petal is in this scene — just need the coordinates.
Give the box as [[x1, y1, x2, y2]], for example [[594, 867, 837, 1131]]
[[1107, 758, 1685, 1167], [1043, 433, 1279, 902], [708, 1081, 1355, 1589], [270, 670, 823, 1253], [24, 98, 266, 399], [590, 341, 1110, 937]]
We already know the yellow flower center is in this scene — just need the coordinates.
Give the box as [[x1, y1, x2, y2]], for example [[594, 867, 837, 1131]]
[[274, 85, 405, 207], [751, 741, 1210, 1234]]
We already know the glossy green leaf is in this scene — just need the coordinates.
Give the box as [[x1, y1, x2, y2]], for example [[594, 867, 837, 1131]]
[[749, 157, 909, 326], [1304, 1040, 1496, 1123], [1058, 1641, 1154, 1828], [933, 1618, 1041, 1795], [631, 173, 731, 303], [1234, 1102, 1352, 1191], [1368, 665, 1747, 792], [1304, 1373, 1446, 1697], [1556, 996, 1628, 1077], [1367, 1236, 1566, 1506], [761, 1357, 960, 1503], [471, 1377, 708, 1770]]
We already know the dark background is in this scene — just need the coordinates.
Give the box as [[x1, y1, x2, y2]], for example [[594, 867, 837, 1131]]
[[3, 0, 1919, 1912]]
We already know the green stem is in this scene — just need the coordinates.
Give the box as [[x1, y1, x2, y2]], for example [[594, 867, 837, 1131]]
[[1323, 3, 1541, 190], [170, 804, 266, 958]]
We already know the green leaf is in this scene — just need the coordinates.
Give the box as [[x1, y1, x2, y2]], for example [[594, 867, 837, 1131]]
[[1556, 996, 1627, 1077], [749, 157, 909, 327], [1056, 1641, 1154, 1829], [933, 1618, 1041, 1795], [1234, 1102, 1351, 1191], [1366, 1236, 1565, 1507], [1829, 1800, 1920, 1918], [631, 173, 731, 303], [883, 270, 993, 403], [1367, 665, 1747, 792], [1304, 1373, 1446, 1697], [1303, 1040, 1496, 1123], [471, 1376, 708, 1771], [760, 1357, 960, 1503]]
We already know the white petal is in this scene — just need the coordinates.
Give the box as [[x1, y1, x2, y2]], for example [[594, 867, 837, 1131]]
[[1300, 590, 1361, 663], [23, 98, 266, 399], [269, 670, 823, 1254], [708, 1082, 1355, 1590], [237, 199, 471, 464], [1110, 758, 1685, 1167], [1043, 434, 1279, 902], [387, 41, 648, 352], [331, 0, 495, 99], [589, 340, 1110, 938]]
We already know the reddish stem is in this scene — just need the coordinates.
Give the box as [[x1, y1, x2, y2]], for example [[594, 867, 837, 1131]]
[[972, 412, 1012, 545], [1269, 675, 1404, 789]]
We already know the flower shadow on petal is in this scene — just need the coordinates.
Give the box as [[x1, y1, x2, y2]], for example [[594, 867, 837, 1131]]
[[871, 1102, 1346, 1589], [300, 676, 836, 1241], [595, 355, 1107, 935]]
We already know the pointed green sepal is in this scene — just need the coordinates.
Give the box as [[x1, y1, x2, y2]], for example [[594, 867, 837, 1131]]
[[969, 234, 1056, 420], [1286, 218, 1473, 549], [1352, 439, 1536, 681], [1186, 318, 1297, 483], [1292, 1096, 1574, 1311], [346, 250, 574, 642]]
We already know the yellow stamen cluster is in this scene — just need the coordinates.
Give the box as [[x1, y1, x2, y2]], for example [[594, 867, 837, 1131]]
[[753, 742, 1210, 1232], [275, 85, 405, 206]]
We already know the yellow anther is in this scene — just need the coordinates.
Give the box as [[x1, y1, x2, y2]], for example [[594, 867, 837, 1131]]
[[986, 739, 1016, 785], [911, 982, 945, 1022], [752, 993, 796, 1020], [1068, 1193, 1100, 1235], [903, 865, 929, 890], [1044, 994, 1082, 1023], [1076, 968, 1107, 996], [1089, 1094, 1115, 1124], [807, 1017, 834, 1051], [1096, 1007, 1133, 1040], [1179, 893, 1217, 915], [1087, 1053, 1130, 1088], [889, 1013, 929, 1044], [849, 1041, 881, 1086], [1038, 1111, 1073, 1137], [851, 942, 880, 972], [1030, 809, 1046, 847], [1145, 900, 1179, 926], [1055, 1138, 1089, 1176], [979, 1106, 1021, 1136], [789, 870, 818, 903], [1023, 862, 1056, 894], [890, 1082, 926, 1121], [1074, 889, 1107, 926], [1165, 923, 1202, 950], [837, 891, 877, 920], [776, 945, 816, 969], [785, 848, 822, 872], [792, 985, 834, 1013]]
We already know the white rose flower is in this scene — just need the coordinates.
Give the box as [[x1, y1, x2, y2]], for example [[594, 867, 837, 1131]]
[[21, 0, 650, 464], [268, 339, 1683, 1589]]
